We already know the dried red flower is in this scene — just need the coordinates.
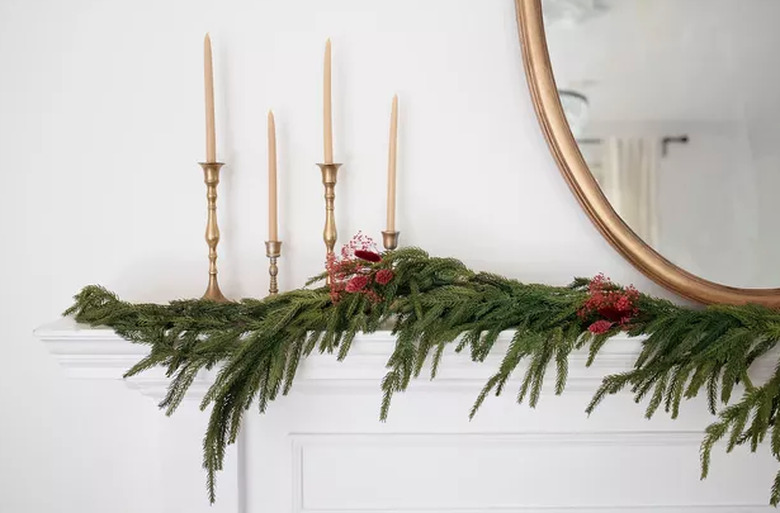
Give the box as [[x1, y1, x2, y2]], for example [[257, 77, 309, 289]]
[[354, 250, 382, 263], [375, 269, 394, 285], [345, 275, 369, 292], [328, 233, 392, 303], [340, 231, 376, 259], [578, 273, 639, 331], [588, 320, 615, 335]]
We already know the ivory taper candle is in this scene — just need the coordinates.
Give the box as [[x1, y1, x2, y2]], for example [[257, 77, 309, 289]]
[[386, 95, 399, 232], [268, 110, 278, 241], [323, 39, 334, 164], [204, 34, 217, 162]]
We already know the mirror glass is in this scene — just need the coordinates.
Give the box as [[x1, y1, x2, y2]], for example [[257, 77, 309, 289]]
[[543, 0, 780, 288]]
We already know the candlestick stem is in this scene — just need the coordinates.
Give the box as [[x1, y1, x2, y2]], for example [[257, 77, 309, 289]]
[[199, 162, 229, 302], [265, 241, 282, 296], [316, 163, 342, 260]]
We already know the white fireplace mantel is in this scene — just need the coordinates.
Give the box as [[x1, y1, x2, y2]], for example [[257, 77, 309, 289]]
[[35, 317, 778, 513]]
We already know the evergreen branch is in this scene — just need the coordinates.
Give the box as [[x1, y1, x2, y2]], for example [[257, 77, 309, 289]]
[[64, 250, 780, 506]]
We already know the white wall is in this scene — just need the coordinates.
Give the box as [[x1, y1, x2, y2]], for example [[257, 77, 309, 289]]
[[0, 1, 679, 512]]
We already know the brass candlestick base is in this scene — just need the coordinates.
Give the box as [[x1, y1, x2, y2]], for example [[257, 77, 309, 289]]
[[198, 162, 229, 303], [382, 230, 400, 251], [265, 240, 282, 296], [316, 163, 342, 259]]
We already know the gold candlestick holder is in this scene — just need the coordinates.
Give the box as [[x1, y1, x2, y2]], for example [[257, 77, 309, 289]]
[[316, 163, 342, 259], [265, 240, 282, 296], [198, 162, 229, 302], [382, 230, 400, 251]]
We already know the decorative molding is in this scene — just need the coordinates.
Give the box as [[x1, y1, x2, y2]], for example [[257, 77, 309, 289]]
[[35, 317, 216, 399], [297, 506, 771, 513], [35, 318, 777, 399], [291, 430, 711, 451], [291, 433, 773, 513]]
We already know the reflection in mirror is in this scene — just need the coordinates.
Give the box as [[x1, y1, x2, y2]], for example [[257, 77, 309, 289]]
[[543, 0, 780, 288]]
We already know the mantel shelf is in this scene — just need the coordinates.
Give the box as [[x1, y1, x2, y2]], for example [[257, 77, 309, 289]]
[[34, 317, 776, 401]]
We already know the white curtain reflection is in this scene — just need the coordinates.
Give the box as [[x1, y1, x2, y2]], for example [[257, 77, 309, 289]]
[[594, 138, 660, 245]]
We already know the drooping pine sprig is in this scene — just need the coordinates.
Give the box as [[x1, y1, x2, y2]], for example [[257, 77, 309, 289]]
[[64, 247, 780, 506]]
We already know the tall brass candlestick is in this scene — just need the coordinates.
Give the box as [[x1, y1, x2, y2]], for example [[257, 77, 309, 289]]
[[316, 163, 342, 259], [199, 162, 229, 302], [265, 241, 282, 296]]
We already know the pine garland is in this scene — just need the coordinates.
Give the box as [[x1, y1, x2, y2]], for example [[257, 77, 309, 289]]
[[64, 247, 780, 505]]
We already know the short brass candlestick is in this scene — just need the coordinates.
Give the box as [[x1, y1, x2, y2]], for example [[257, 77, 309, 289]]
[[265, 240, 282, 296], [198, 162, 229, 302], [316, 163, 342, 259], [382, 230, 400, 251]]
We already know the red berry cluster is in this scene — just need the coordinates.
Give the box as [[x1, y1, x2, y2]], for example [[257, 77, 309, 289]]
[[326, 232, 395, 303], [578, 273, 640, 334]]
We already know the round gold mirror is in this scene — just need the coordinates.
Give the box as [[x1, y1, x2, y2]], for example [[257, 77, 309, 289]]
[[515, 0, 780, 306]]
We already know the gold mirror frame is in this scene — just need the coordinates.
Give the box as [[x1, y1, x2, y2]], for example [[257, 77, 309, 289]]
[[515, 0, 780, 307]]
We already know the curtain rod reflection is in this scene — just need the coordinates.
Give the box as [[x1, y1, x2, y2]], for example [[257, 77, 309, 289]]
[[576, 135, 689, 157]]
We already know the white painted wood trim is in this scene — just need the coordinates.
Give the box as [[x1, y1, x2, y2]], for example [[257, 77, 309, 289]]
[[35, 317, 777, 398]]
